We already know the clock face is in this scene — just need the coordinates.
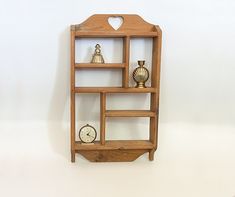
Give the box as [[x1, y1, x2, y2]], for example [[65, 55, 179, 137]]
[[79, 124, 97, 143]]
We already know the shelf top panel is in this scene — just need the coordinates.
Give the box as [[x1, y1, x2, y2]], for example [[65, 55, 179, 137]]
[[71, 14, 161, 37]]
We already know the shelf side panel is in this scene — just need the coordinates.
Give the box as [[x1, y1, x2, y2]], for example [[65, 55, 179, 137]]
[[70, 28, 76, 162], [150, 26, 162, 148]]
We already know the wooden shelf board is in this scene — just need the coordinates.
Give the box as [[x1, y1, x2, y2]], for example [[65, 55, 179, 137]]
[[75, 63, 125, 69], [75, 87, 156, 93], [105, 110, 156, 117], [75, 140, 154, 150], [75, 31, 158, 38]]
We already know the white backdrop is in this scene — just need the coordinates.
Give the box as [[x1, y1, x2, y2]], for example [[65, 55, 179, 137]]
[[0, 0, 235, 197]]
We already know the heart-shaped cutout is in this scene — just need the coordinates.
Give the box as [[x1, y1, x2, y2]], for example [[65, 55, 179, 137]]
[[108, 16, 123, 30]]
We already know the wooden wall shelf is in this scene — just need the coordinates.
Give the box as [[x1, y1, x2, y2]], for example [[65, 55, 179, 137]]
[[70, 14, 162, 162]]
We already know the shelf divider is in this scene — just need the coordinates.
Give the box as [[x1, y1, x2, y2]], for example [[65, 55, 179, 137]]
[[123, 36, 130, 87], [100, 92, 106, 145]]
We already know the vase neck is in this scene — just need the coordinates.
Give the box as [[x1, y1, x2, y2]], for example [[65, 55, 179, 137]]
[[138, 60, 145, 67]]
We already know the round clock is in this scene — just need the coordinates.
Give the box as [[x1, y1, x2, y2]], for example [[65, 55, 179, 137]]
[[79, 124, 97, 143]]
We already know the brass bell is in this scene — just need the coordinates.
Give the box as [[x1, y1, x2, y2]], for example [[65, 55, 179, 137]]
[[91, 44, 105, 63]]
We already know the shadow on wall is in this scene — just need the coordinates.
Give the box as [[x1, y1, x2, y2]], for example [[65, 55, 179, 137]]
[[47, 27, 70, 160]]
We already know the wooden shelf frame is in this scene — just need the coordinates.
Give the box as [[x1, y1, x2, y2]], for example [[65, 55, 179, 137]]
[[70, 14, 162, 162]]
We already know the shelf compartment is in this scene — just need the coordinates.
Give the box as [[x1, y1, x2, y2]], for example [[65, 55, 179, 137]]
[[75, 140, 154, 150], [105, 110, 156, 117], [75, 31, 158, 38], [75, 87, 156, 93], [75, 63, 125, 69]]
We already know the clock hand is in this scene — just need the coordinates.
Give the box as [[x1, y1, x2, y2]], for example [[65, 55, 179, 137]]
[[87, 133, 95, 138]]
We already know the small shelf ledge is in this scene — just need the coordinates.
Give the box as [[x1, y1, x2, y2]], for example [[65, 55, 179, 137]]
[[75, 63, 125, 69], [74, 31, 158, 38], [75, 87, 156, 93], [105, 110, 156, 117], [75, 140, 154, 150]]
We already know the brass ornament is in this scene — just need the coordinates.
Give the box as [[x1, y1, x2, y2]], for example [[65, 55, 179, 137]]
[[133, 60, 149, 88], [91, 44, 105, 63]]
